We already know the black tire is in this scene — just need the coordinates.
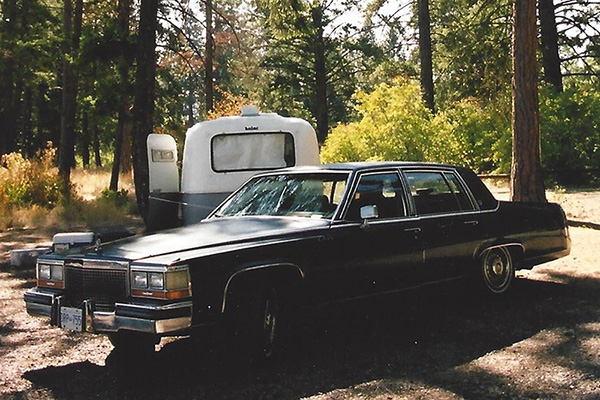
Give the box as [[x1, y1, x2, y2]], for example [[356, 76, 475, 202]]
[[108, 331, 158, 354], [228, 286, 281, 362], [480, 247, 514, 294]]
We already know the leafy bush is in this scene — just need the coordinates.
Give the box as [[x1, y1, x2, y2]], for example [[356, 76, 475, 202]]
[[540, 85, 600, 183], [98, 189, 130, 209], [321, 79, 510, 173], [0, 144, 63, 209]]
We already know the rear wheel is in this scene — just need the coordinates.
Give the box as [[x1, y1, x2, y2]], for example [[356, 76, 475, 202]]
[[480, 247, 514, 294]]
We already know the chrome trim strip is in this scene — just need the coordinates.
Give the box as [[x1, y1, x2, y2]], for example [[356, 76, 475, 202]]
[[221, 263, 304, 314], [476, 243, 525, 258], [115, 300, 193, 311], [36, 259, 64, 266], [91, 312, 192, 334], [67, 259, 129, 270]]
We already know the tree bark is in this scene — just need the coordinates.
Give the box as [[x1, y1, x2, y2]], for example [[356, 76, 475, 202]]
[[511, 0, 546, 203], [92, 111, 102, 167], [0, 0, 18, 155], [81, 111, 90, 167], [205, 0, 214, 114], [539, 0, 563, 92], [131, 0, 159, 222], [110, 0, 132, 191], [312, 5, 329, 144], [418, 0, 435, 113], [58, 0, 83, 199]]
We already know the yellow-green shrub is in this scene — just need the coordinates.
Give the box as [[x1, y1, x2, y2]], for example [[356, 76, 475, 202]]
[[0, 144, 62, 208]]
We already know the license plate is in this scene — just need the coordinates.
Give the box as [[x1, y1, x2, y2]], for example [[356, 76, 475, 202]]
[[60, 307, 83, 332]]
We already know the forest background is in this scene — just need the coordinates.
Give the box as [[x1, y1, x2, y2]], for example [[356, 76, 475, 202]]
[[0, 0, 599, 229]]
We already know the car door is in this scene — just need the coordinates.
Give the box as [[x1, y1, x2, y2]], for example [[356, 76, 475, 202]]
[[403, 169, 482, 283], [327, 171, 424, 298]]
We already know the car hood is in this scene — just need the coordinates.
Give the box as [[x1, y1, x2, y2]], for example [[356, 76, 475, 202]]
[[86, 216, 331, 262]]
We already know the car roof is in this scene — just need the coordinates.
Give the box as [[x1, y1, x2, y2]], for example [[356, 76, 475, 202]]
[[270, 161, 464, 174]]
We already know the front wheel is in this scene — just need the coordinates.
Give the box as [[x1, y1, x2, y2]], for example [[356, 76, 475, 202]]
[[228, 287, 282, 362], [108, 331, 159, 354], [480, 247, 514, 294]]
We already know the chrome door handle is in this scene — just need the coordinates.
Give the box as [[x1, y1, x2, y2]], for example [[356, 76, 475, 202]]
[[404, 227, 422, 233], [464, 220, 479, 226]]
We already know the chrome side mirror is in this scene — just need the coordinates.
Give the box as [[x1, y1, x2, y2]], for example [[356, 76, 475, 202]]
[[360, 205, 378, 228]]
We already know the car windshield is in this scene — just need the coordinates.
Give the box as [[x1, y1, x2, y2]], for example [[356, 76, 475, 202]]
[[213, 173, 349, 219]]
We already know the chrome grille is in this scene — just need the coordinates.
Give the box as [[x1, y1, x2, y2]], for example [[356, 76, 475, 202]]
[[64, 264, 128, 312]]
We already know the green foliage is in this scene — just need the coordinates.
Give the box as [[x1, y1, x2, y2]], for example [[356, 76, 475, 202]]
[[98, 189, 130, 209], [321, 79, 512, 173], [540, 84, 600, 177], [433, 0, 513, 107], [0, 145, 63, 209]]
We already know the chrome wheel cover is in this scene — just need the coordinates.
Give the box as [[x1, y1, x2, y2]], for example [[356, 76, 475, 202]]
[[482, 248, 513, 294]]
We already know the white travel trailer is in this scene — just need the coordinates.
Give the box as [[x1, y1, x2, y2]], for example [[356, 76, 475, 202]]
[[147, 106, 320, 230]]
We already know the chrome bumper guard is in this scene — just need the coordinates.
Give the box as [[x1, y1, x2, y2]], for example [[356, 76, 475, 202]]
[[24, 288, 192, 335]]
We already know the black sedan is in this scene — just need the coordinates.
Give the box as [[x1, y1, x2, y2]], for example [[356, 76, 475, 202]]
[[25, 162, 571, 359]]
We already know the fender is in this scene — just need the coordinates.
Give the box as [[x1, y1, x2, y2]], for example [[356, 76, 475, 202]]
[[221, 262, 304, 314], [474, 241, 525, 261]]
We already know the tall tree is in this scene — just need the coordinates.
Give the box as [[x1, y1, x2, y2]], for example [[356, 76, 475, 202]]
[[511, 0, 546, 202], [311, 4, 328, 144], [110, 0, 132, 191], [58, 0, 83, 198], [131, 0, 159, 222], [205, 0, 214, 113], [539, 0, 563, 92], [418, 0, 434, 112]]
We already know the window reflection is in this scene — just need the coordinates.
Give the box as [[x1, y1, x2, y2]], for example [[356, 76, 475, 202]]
[[215, 173, 349, 219]]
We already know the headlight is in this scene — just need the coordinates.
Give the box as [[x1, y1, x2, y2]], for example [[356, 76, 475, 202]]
[[132, 271, 148, 289], [39, 264, 51, 280], [37, 261, 64, 289], [130, 264, 191, 300], [149, 272, 164, 290]]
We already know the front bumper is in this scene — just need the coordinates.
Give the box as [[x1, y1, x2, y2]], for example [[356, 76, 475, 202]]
[[24, 288, 192, 335]]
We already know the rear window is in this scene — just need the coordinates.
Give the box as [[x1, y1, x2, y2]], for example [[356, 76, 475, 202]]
[[211, 132, 295, 172]]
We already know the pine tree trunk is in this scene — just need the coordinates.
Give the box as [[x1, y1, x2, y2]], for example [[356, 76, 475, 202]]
[[511, 0, 546, 203], [0, 0, 18, 155], [81, 111, 90, 167], [58, 0, 82, 199], [418, 0, 435, 113], [312, 5, 329, 144], [539, 0, 562, 92], [205, 0, 214, 114], [110, 0, 132, 191], [92, 112, 102, 167], [131, 0, 159, 223]]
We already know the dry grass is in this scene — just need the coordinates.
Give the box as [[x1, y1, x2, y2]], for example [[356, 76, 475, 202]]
[[0, 169, 140, 232], [71, 168, 135, 201]]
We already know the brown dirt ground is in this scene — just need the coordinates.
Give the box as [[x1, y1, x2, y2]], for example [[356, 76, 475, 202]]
[[0, 190, 599, 400]]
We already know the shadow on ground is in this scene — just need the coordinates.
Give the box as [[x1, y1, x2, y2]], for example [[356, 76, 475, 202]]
[[21, 277, 600, 400]]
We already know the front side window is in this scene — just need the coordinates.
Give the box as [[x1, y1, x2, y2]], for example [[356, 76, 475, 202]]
[[345, 172, 406, 221], [212, 132, 295, 172], [405, 171, 474, 215], [214, 173, 349, 219]]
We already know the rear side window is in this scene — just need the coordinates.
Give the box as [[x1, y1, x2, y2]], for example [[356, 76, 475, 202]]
[[212, 132, 295, 172], [405, 171, 474, 215]]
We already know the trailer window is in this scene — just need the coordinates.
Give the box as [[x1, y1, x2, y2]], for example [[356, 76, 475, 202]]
[[212, 132, 295, 172]]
